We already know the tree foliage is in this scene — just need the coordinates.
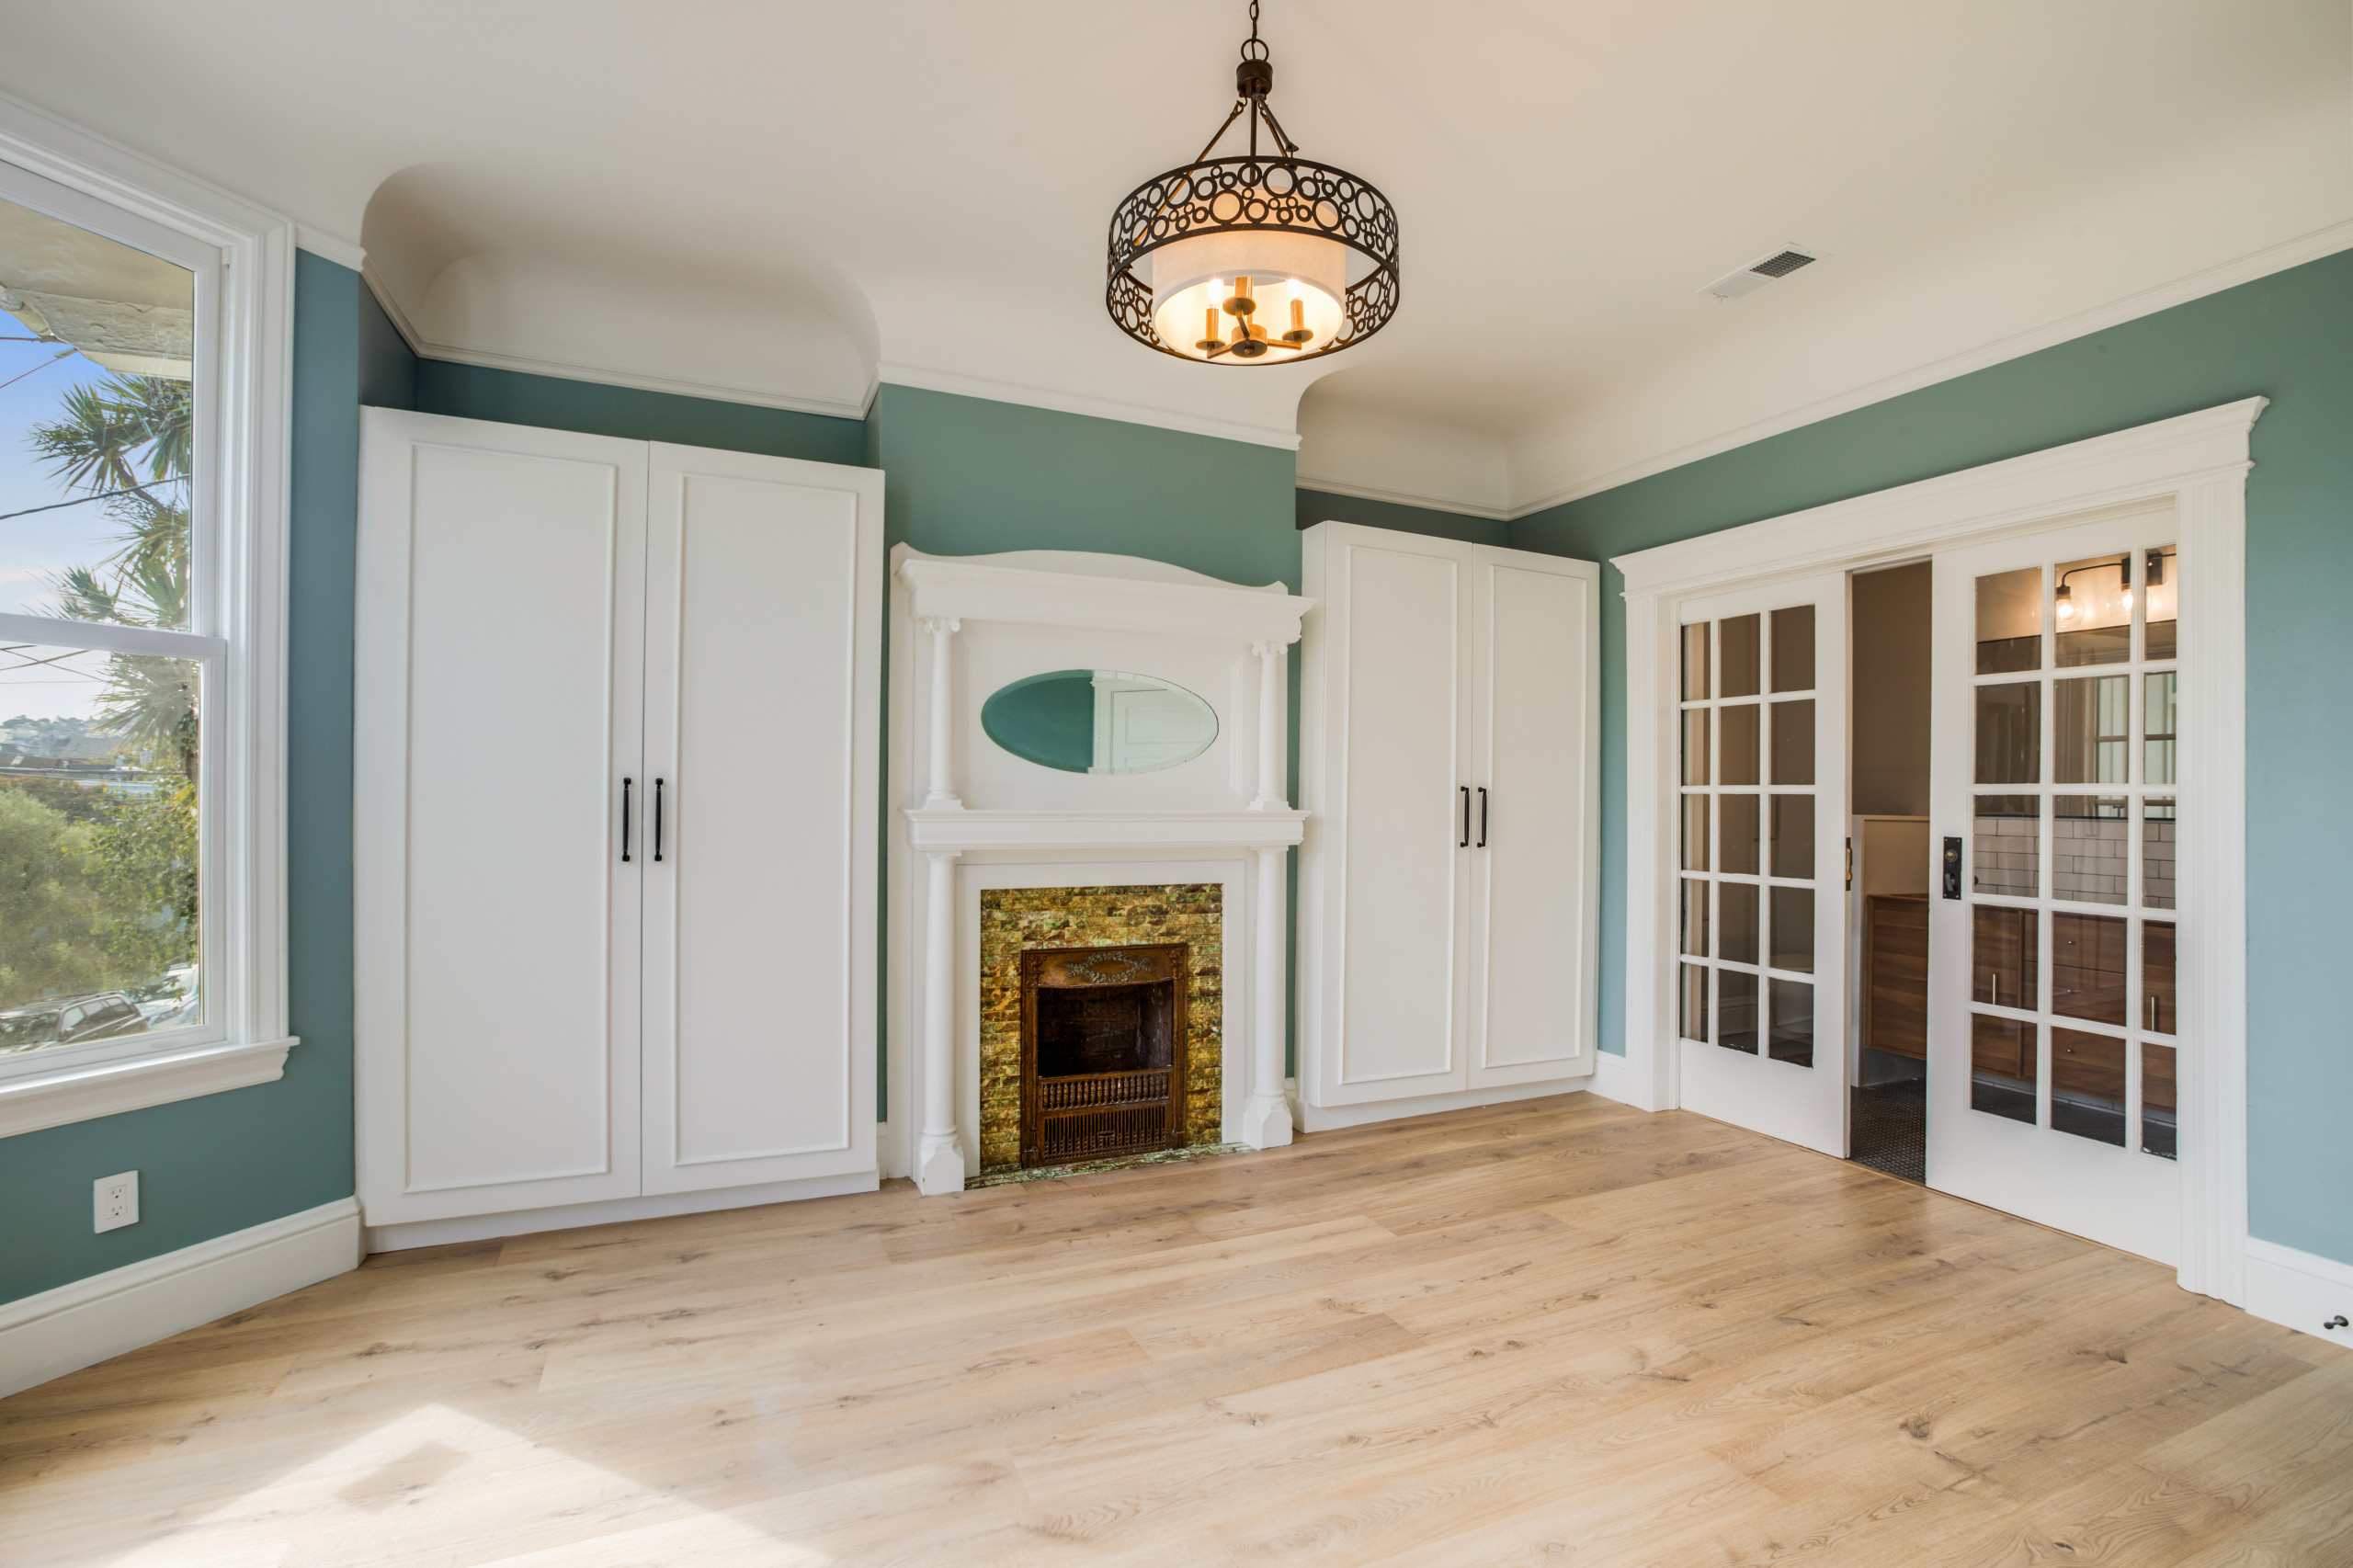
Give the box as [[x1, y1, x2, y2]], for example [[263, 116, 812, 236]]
[[0, 785, 110, 1007], [80, 778, 199, 982]]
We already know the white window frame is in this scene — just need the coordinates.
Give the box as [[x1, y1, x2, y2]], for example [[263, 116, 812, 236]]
[[0, 92, 294, 1137], [1609, 398, 2259, 1308]]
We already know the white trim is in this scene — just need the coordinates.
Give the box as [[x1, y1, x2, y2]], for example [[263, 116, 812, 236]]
[[1294, 474, 1511, 523], [362, 1171, 881, 1254], [0, 1197, 358, 1400], [0, 609, 227, 661], [1509, 222, 2352, 517], [0, 91, 296, 1133], [1292, 1081, 1586, 1133], [1613, 399, 2267, 597], [1614, 398, 2260, 1302], [2244, 1238, 2353, 1346], [906, 810, 1307, 853], [879, 362, 1303, 451], [0, 1036, 295, 1138], [292, 224, 366, 271], [358, 256, 426, 355], [1585, 1047, 1647, 1109], [898, 554, 1307, 643]]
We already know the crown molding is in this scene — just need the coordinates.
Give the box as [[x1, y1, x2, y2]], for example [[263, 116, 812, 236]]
[[878, 362, 1302, 451], [1294, 473, 1509, 522], [293, 225, 365, 271], [1507, 216, 2353, 519], [358, 256, 425, 353]]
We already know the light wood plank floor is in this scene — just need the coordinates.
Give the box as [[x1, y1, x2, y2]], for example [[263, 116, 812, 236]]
[[5, 1096, 2347, 1566]]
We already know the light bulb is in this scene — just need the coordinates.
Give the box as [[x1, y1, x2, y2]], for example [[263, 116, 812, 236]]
[[2121, 588, 2134, 610]]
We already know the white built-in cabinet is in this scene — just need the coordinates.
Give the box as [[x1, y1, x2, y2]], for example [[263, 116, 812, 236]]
[[355, 410, 882, 1236], [1297, 522, 1599, 1125]]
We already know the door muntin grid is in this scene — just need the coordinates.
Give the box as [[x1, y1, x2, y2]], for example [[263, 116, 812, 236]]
[[1967, 547, 2177, 1158], [1678, 606, 1821, 1067]]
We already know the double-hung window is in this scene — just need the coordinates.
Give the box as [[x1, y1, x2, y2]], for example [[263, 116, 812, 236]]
[[0, 127, 291, 1132]]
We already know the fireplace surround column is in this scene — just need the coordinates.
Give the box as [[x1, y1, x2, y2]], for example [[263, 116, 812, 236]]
[[1249, 640, 1287, 811], [922, 616, 962, 810], [1242, 842, 1296, 1147], [915, 847, 966, 1194]]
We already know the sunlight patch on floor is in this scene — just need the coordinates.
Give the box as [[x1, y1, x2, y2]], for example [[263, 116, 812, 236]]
[[102, 1403, 834, 1568]]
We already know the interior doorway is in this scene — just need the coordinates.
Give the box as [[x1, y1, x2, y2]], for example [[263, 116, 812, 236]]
[[1847, 562, 1932, 1182]]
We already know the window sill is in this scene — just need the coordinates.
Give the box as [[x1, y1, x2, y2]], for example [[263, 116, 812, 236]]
[[0, 1036, 299, 1139]]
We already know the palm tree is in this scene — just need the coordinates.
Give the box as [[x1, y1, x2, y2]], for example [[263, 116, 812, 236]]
[[27, 372, 197, 778]]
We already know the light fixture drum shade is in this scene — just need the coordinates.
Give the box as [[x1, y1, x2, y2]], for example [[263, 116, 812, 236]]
[[1148, 225, 1347, 358], [1108, 156, 1397, 365]]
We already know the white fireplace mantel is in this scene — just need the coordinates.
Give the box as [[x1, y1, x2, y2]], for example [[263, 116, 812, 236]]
[[904, 810, 1306, 853], [885, 547, 1314, 1196]]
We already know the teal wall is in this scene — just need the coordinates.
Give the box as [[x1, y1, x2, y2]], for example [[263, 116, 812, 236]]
[[1297, 486, 1508, 546], [870, 384, 1299, 579], [1509, 244, 2353, 1267], [416, 360, 867, 469], [0, 250, 370, 1307]]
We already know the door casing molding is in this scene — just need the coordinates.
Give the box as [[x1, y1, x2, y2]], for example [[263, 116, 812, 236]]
[[1610, 397, 2262, 1304]]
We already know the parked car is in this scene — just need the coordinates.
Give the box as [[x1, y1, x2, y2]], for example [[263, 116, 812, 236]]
[[0, 992, 150, 1055]]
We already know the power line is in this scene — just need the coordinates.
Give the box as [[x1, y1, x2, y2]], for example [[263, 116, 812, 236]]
[[0, 480, 182, 524]]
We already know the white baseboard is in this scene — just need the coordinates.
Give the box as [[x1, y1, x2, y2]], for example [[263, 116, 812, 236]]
[[2243, 1237, 2353, 1347], [0, 1197, 360, 1402], [1291, 1075, 1590, 1134], [362, 1170, 882, 1253], [1586, 1049, 1643, 1108]]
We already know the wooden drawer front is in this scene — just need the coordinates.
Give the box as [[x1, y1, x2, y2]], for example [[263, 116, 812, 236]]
[[2052, 1028, 2126, 1103], [1972, 1014, 2036, 1082], [1866, 896, 1927, 1060]]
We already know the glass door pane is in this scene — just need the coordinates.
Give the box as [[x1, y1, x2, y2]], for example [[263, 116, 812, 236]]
[[1931, 526, 2186, 1266], [1673, 569, 1847, 1158]]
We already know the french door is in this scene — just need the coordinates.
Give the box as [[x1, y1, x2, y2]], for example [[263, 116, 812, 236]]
[[1927, 515, 2181, 1263], [1675, 573, 1849, 1156]]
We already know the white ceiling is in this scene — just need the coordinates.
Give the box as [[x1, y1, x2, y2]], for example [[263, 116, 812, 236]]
[[5, 2, 2346, 515]]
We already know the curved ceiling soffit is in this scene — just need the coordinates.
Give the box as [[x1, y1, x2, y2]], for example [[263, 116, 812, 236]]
[[361, 163, 881, 420], [1293, 368, 1512, 518]]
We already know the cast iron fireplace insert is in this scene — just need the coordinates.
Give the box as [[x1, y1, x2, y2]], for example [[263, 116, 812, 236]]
[[1019, 943, 1190, 1167]]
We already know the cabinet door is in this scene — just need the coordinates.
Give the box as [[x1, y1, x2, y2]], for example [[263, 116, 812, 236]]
[[1301, 528, 1473, 1105], [1468, 547, 1599, 1085], [356, 411, 647, 1224], [638, 445, 883, 1193]]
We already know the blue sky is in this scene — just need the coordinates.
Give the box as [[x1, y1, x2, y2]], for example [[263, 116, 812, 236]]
[[1, 333, 125, 722]]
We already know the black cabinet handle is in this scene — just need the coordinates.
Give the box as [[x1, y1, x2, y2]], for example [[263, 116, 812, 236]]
[[1477, 788, 1488, 847], [1459, 786, 1470, 847], [654, 778, 666, 862], [620, 778, 633, 863]]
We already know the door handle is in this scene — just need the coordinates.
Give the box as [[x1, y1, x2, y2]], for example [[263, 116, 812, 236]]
[[1477, 788, 1488, 847], [1459, 786, 1470, 848], [654, 778, 666, 862], [620, 777, 633, 863], [1941, 836, 1963, 899]]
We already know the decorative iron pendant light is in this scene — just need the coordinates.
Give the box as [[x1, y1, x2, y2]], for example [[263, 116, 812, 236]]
[[1106, 1, 1398, 365]]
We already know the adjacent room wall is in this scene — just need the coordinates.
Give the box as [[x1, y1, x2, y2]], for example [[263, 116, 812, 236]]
[[1509, 244, 2353, 1269], [1850, 562, 1932, 819]]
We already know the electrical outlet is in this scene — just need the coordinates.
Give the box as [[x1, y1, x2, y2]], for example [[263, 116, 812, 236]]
[[94, 1171, 138, 1233]]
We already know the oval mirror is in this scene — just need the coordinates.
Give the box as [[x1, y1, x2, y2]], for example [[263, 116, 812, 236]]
[[981, 669, 1219, 775]]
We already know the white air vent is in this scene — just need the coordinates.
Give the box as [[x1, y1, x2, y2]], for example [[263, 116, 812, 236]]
[[1701, 245, 1819, 301]]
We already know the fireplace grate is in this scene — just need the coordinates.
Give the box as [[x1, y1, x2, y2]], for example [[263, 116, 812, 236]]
[[1040, 1069, 1170, 1111], [1037, 1101, 1178, 1163]]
